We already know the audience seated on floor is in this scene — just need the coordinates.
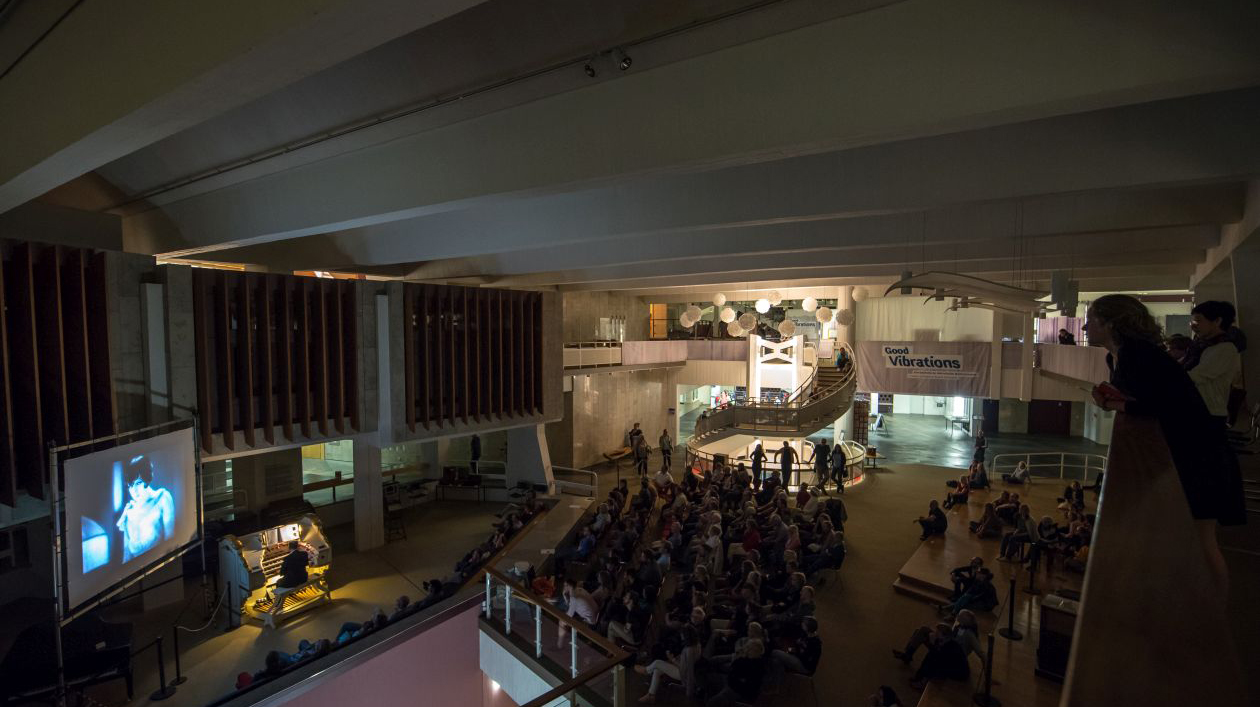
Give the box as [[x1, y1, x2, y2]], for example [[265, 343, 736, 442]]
[[942, 475, 970, 510], [969, 503, 1003, 539], [1002, 460, 1030, 485], [915, 500, 948, 540]]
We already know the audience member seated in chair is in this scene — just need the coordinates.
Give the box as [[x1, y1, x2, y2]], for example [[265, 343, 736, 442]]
[[1058, 481, 1086, 513], [968, 503, 1003, 539], [704, 638, 766, 707], [1002, 461, 1030, 485], [908, 623, 970, 691], [999, 505, 1037, 560], [915, 500, 948, 540], [556, 578, 599, 649], [635, 625, 702, 703], [265, 541, 309, 628], [769, 616, 822, 687], [994, 493, 1021, 525]]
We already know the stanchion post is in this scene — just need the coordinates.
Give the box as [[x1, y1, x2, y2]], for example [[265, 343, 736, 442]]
[[1024, 550, 1040, 595], [170, 627, 187, 685], [149, 636, 177, 701], [998, 578, 1023, 641], [972, 633, 1001, 707]]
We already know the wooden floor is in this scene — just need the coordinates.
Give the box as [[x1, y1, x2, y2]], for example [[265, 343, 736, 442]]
[[892, 480, 1095, 707]]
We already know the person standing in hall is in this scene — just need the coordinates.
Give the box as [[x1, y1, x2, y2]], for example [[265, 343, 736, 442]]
[[750, 443, 767, 490], [1058, 328, 1076, 345], [469, 433, 481, 476], [808, 438, 832, 491], [659, 428, 673, 471], [972, 428, 987, 465], [830, 441, 848, 495], [775, 440, 798, 488], [1185, 301, 1244, 430], [1086, 294, 1245, 595], [633, 435, 650, 477]]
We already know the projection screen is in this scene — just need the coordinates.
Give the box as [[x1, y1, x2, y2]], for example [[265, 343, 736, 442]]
[[62, 426, 199, 611]]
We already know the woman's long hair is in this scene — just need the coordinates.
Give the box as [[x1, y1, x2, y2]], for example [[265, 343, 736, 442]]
[[1089, 294, 1163, 347]]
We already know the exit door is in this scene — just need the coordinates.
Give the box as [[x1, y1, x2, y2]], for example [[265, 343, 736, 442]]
[[1029, 400, 1072, 435]]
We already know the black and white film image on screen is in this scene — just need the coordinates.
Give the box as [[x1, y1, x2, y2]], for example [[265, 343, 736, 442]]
[[62, 427, 198, 610]]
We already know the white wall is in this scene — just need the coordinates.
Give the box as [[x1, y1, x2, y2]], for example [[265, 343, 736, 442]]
[[891, 394, 949, 416], [856, 297, 994, 342]]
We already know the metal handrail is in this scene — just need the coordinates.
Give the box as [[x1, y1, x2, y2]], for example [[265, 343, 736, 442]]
[[691, 342, 857, 440], [683, 439, 867, 490], [990, 451, 1108, 480], [550, 466, 598, 498], [481, 565, 630, 707]]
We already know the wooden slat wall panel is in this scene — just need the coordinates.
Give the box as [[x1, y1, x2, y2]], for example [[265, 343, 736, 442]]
[[331, 282, 345, 434], [446, 287, 456, 425], [314, 280, 329, 437], [85, 252, 116, 440], [496, 290, 505, 417], [34, 247, 68, 448], [295, 279, 312, 439], [6, 244, 43, 496], [0, 257, 16, 506], [343, 282, 360, 432], [62, 250, 93, 444], [420, 285, 431, 430], [214, 272, 235, 450], [461, 287, 470, 424], [279, 277, 294, 442], [237, 274, 256, 447], [257, 275, 275, 445], [436, 286, 446, 426], [472, 288, 481, 422]]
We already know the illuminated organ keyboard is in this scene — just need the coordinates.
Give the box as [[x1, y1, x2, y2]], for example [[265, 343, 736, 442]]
[[219, 514, 332, 625]]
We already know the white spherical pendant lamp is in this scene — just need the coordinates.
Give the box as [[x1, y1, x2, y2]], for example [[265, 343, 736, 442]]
[[768, 291, 782, 306], [726, 322, 745, 337], [801, 297, 818, 312], [685, 304, 702, 321], [816, 306, 833, 324], [852, 287, 869, 302], [835, 308, 855, 326], [778, 320, 796, 337], [679, 313, 695, 328], [712, 293, 727, 306], [755, 298, 771, 314], [719, 306, 737, 323], [738, 313, 757, 331]]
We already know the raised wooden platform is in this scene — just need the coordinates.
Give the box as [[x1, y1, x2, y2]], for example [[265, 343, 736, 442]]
[[893, 480, 1095, 707]]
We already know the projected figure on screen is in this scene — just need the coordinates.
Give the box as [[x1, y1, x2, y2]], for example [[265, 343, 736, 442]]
[[116, 455, 175, 562]]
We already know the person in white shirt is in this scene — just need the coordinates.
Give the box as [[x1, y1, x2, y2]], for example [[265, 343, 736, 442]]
[[557, 579, 599, 648], [1186, 301, 1243, 423]]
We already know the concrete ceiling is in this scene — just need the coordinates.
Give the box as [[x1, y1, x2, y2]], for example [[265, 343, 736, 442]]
[[5, 0, 1260, 298]]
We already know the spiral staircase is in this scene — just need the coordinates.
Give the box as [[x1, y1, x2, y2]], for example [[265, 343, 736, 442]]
[[687, 342, 859, 450]]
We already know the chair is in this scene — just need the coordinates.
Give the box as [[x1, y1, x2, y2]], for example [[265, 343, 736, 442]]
[[383, 483, 407, 541]]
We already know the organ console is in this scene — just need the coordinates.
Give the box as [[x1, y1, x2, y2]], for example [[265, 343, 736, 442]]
[[219, 514, 332, 625]]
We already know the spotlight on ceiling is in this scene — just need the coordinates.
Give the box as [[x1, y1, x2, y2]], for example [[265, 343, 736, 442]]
[[584, 62, 596, 78], [616, 48, 632, 71]]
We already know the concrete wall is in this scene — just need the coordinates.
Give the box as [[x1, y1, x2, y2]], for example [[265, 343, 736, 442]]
[[998, 399, 1029, 434], [554, 367, 678, 469], [229, 447, 305, 512], [560, 291, 648, 342]]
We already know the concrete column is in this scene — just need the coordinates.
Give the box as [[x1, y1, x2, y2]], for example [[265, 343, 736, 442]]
[[990, 314, 1006, 400], [835, 285, 855, 443], [1230, 241, 1260, 394], [1019, 315, 1035, 403], [506, 424, 554, 492], [353, 435, 384, 552]]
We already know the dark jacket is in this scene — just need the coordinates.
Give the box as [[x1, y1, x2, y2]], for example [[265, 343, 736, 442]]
[[1108, 338, 1244, 524], [277, 550, 308, 589], [727, 657, 766, 701]]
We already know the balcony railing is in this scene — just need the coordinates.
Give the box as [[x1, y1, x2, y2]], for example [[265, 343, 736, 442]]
[[481, 566, 630, 707]]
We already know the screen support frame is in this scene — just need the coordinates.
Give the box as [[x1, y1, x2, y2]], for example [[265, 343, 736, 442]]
[[48, 417, 204, 707]]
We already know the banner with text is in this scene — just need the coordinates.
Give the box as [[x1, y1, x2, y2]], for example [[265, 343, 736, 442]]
[[856, 341, 991, 397]]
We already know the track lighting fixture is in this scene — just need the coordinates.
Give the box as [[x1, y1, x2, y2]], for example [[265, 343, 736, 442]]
[[616, 48, 632, 71], [584, 62, 596, 78]]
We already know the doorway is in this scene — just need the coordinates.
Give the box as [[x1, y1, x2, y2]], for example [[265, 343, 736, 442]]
[[1028, 400, 1072, 435]]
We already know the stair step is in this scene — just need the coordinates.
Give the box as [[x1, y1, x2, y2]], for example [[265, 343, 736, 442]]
[[893, 577, 952, 606]]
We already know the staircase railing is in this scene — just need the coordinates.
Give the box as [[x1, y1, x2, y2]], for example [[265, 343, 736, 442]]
[[990, 451, 1108, 482], [1060, 413, 1245, 705], [691, 342, 856, 440]]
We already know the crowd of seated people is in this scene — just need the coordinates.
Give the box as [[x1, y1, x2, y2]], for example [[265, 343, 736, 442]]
[[234, 494, 546, 693], [539, 460, 846, 705]]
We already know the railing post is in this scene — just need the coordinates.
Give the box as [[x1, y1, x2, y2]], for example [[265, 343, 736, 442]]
[[535, 603, 543, 658], [1060, 453, 1065, 479], [504, 585, 512, 635], [484, 572, 491, 616], [612, 664, 626, 707], [570, 620, 578, 678]]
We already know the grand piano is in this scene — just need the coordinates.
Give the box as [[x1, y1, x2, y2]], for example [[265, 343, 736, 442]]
[[219, 514, 331, 625]]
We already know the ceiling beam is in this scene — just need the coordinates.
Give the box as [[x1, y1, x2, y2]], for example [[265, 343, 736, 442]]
[[135, 0, 1260, 256]]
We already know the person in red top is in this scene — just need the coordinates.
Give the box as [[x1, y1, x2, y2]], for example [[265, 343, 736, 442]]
[[741, 522, 762, 555]]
